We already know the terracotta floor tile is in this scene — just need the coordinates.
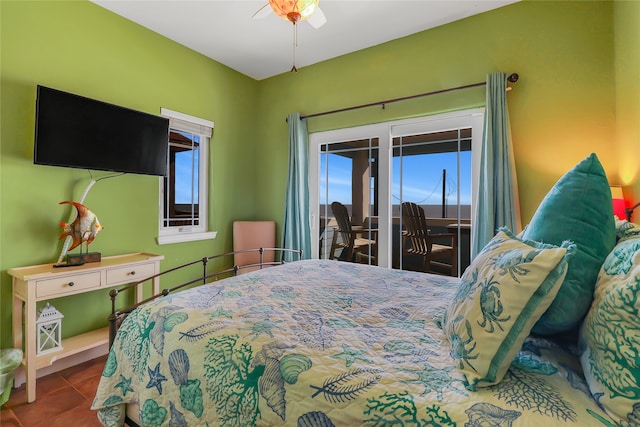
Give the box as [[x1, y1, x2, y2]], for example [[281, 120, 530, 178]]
[[37, 373, 71, 398], [47, 404, 103, 427], [1, 373, 69, 410], [74, 375, 102, 401], [0, 408, 23, 427], [5, 356, 108, 426], [3, 385, 26, 409], [11, 387, 86, 426], [59, 355, 107, 385]]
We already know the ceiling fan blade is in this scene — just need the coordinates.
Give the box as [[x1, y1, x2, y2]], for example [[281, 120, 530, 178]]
[[252, 3, 272, 19], [307, 6, 326, 29]]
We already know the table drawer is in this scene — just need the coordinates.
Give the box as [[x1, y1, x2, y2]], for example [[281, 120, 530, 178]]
[[106, 262, 155, 286], [36, 272, 101, 298]]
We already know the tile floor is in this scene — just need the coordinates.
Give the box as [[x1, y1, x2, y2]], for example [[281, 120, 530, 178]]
[[0, 355, 107, 427]]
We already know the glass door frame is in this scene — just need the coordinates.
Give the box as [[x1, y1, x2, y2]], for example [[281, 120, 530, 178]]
[[309, 108, 485, 269]]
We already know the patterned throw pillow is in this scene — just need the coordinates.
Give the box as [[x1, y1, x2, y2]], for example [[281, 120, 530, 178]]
[[441, 228, 575, 390], [615, 217, 640, 243], [579, 232, 640, 425]]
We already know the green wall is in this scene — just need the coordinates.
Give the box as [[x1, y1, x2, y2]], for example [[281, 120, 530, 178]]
[[1, 0, 634, 349], [255, 0, 618, 229], [614, 0, 640, 203], [0, 0, 259, 346]]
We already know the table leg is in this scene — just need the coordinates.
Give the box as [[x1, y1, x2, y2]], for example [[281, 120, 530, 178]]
[[11, 296, 24, 389], [24, 296, 37, 402]]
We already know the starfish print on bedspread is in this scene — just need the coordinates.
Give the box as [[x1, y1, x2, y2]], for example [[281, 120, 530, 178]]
[[146, 363, 168, 394], [400, 362, 467, 401], [114, 374, 134, 396], [330, 343, 374, 367], [207, 306, 232, 319], [241, 317, 283, 340]]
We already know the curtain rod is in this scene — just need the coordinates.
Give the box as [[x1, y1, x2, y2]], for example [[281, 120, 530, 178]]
[[297, 72, 519, 121]]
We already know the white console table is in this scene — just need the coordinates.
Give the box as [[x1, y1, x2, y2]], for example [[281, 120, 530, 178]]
[[9, 252, 164, 402]]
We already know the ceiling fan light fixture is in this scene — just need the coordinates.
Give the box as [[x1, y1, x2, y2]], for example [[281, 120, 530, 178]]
[[286, 12, 301, 23], [269, 0, 319, 24]]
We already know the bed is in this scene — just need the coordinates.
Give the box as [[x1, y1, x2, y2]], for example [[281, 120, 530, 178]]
[[91, 153, 639, 426], [91, 252, 622, 426]]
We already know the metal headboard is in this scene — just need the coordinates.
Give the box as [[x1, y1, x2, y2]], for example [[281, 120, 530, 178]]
[[108, 247, 302, 346]]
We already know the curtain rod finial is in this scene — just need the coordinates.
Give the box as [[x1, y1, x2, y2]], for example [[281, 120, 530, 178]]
[[507, 73, 519, 83]]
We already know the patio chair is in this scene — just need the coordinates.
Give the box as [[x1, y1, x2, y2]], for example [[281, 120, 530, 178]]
[[401, 202, 458, 276], [329, 201, 377, 263]]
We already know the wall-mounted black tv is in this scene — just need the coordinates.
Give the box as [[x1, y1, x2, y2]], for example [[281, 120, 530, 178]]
[[34, 85, 169, 176]]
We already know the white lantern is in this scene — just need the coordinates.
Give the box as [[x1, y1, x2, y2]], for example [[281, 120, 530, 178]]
[[36, 302, 64, 355]]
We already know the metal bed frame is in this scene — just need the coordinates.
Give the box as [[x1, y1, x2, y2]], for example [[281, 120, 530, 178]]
[[108, 247, 302, 347]]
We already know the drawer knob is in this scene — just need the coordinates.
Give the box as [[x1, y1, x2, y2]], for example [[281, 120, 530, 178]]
[[68, 282, 75, 287], [130, 271, 136, 276]]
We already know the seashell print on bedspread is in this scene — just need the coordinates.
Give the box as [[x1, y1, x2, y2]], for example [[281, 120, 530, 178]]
[[92, 259, 614, 426]]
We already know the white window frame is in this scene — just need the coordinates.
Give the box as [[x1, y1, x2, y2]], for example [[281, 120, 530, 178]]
[[309, 108, 484, 267], [157, 108, 217, 245]]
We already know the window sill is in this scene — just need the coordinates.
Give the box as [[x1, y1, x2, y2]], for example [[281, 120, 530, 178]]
[[157, 231, 217, 245]]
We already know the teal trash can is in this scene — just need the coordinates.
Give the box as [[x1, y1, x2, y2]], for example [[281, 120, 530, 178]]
[[0, 349, 23, 406]]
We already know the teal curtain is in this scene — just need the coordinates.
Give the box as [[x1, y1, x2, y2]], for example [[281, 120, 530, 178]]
[[472, 72, 522, 258], [282, 113, 312, 261]]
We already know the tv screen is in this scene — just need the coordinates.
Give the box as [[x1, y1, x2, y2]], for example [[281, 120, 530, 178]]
[[34, 85, 169, 176]]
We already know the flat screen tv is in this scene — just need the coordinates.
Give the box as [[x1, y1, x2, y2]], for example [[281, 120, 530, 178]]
[[34, 85, 169, 176]]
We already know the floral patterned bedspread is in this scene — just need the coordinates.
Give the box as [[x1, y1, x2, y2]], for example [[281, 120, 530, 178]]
[[92, 259, 614, 426]]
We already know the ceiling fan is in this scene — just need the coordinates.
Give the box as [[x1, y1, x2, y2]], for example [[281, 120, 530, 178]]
[[253, 1, 327, 72], [253, 0, 327, 29]]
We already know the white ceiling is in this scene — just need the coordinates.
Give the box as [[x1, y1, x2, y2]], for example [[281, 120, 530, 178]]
[[90, 0, 518, 81]]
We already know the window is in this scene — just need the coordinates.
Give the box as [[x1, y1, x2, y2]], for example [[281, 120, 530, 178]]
[[310, 108, 483, 271], [157, 108, 216, 244]]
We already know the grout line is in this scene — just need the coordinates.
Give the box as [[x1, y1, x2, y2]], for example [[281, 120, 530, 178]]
[[1, 407, 25, 427]]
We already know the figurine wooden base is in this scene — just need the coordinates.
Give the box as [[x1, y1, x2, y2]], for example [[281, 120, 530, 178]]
[[66, 252, 102, 265]]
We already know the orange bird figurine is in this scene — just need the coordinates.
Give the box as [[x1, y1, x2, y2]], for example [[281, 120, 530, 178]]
[[59, 201, 103, 252]]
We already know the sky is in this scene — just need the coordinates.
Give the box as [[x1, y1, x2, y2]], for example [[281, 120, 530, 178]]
[[174, 135, 199, 204], [320, 150, 471, 207], [173, 139, 472, 209]]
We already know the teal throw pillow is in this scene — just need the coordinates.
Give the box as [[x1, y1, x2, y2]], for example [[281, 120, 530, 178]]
[[521, 153, 616, 335], [441, 228, 574, 390]]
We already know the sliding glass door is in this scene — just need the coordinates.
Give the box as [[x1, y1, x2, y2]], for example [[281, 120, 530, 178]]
[[392, 130, 472, 274], [317, 138, 379, 263], [309, 109, 484, 275]]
